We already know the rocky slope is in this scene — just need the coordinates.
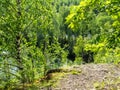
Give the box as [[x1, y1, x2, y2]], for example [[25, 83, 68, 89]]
[[50, 64, 120, 90]]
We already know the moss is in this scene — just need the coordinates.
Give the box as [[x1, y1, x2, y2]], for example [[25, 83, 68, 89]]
[[94, 77, 120, 90], [39, 72, 66, 89], [39, 67, 81, 88], [71, 70, 80, 75]]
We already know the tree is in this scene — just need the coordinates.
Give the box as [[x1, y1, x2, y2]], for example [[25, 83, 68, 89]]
[[66, 0, 120, 63], [0, 0, 54, 88]]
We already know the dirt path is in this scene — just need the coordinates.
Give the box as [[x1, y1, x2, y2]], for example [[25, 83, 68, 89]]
[[53, 64, 120, 90]]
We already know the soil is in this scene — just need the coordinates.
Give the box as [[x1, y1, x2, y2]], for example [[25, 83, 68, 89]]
[[51, 64, 120, 90]]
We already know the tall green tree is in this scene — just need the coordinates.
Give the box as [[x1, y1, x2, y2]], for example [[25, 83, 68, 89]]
[[66, 0, 120, 63], [0, 0, 54, 88]]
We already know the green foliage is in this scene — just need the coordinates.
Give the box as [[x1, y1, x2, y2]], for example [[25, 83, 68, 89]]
[[73, 35, 84, 63], [74, 36, 84, 55], [74, 57, 82, 65], [0, 0, 56, 89], [0, 0, 120, 89], [94, 47, 120, 64], [45, 37, 68, 70], [66, 0, 120, 64]]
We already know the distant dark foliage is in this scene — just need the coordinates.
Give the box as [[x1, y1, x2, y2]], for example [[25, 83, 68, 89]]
[[82, 51, 94, 63]]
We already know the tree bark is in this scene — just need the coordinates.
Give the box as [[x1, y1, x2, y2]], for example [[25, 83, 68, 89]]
[[15, 0, 23, 70]]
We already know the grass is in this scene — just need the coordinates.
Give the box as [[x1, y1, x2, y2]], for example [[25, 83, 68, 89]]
[[94, 77, 120, 90], [39, 66, 81, 89]]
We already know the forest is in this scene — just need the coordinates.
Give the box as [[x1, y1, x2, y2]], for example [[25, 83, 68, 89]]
[[0, 0, 120, 89]]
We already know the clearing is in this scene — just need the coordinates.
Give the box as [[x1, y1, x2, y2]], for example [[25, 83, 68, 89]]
[[40, 64, 120, 90]]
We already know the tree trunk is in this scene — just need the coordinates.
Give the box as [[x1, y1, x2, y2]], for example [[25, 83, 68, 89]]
[[15, 0, 23, 69]]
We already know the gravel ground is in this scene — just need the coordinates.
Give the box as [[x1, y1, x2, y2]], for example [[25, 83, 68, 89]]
[[52, 64, 120, 90]]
